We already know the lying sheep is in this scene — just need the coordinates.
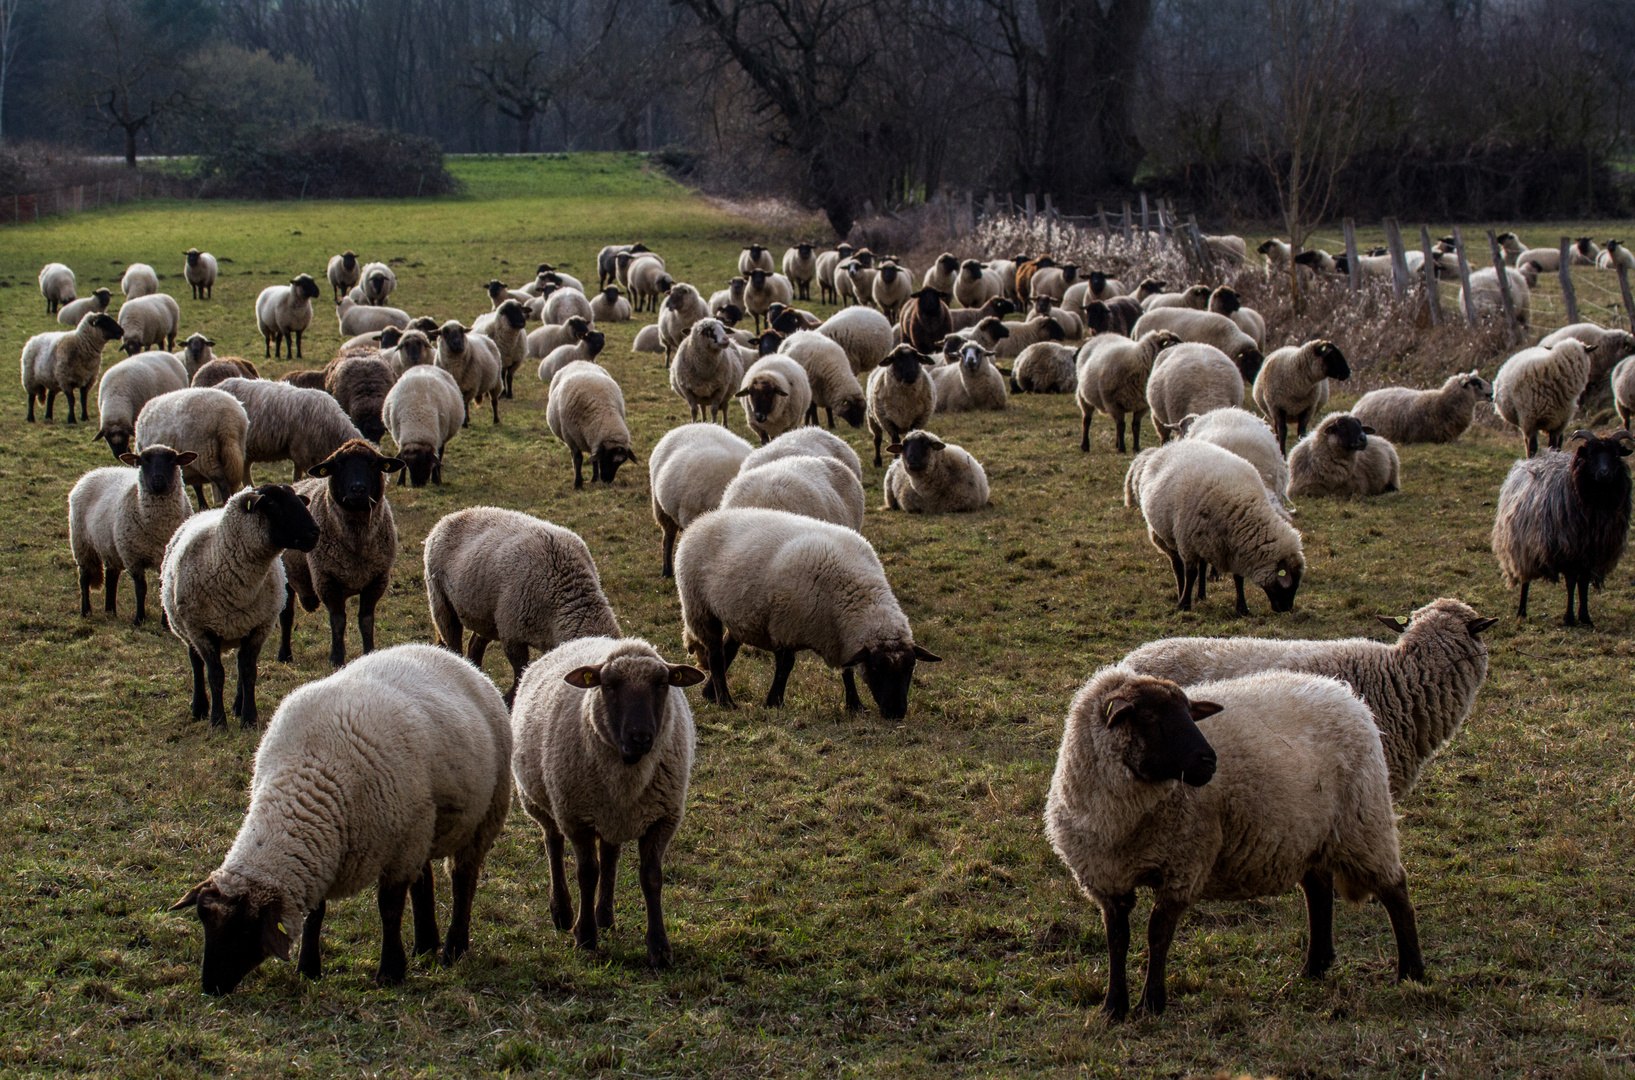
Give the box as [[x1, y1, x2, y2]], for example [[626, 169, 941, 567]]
[[527, 314, 593, 361], [510, 636, 702, 966], [736, 354, 811, 444], [767, 302, 821, 334], [1076, 330, 1182, 453], [1514, 238, 1598, 271], [218, 377, 365, 482], [435, 321, 504, 427], [548, 361, 636, 488], [1352, 372, 1493, 444], [383, 365, 463, 487], [1493, 430, 1633, 627], [946, 296, 1015, 332], [591, 286, 632, 322], [1130, 308, 1264, 385], [721, 454, 865, 529], [1142, 284, 1212, 311], [95, 351, 189, 458], [122, 263, 158, 299], [173, 333, 216, 378], [336, 296, 410, 337], [354, 261, 396, 306], [883, 430, 988, 514], [21, 312, 125, 423], [993, 315, 1066, 360], [866, 345, 938, 466], [256, 274, 322, 359], [169, 643, 511, 993], [931, 341, 1007, 413], [676, 507, 940, 715], [326, 250, 361, 303], [1012, 342, 1078, 394], [471, 299, 530, 399], [659, 284, 712, 362], [818, 306, 894, 373], [1287, 413, 1400, 497], [779, 330, 865, 428], [487, 279, 533, 309], [543, 287, 593, 327], [1170, 407, 1291, 512], [1145, 343, 1246, 442], [161, 483, 319, 727], [1597, 239, 1635, 271], [193, 358, 261, 388], [425, 507, 620, 701], [1459, 265, 1534, 326], [670, 318, 742, 425], [118, 293, 181, 354], [69, 445, 196, 623], [134, 387, 249, 507], [1044, 666, 1423, 1020], [39, 263, 76, 314], [1494, 339, 1593, 456], [632, 325, 664, 354], [649, 424, 755, 577], [58, 287, 113, 326], [183, 249, 218, 300], [1124, 439, 1304, 614], [1252, 340, 1351, 454]]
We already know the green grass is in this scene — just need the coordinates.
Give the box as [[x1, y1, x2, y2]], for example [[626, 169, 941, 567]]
[[1, 157, 1632, 1078]]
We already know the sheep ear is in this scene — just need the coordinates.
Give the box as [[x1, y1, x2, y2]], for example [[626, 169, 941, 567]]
[[667, 664, 707, 687], [118, 452, 138, 465], [308, 463, 332, 478], [1377, 615, 1410, 633], [911, 645, 941, 663], [1360, 426, 1375, 435], [380, 457, 406, 473], [170, 879, 213, 910], [563, 666, 602, 689], [1467, 617, 1499, 635], [176, 452, 198, 467], [261, 903, 292, 962], [886, 443, 904, 455], [1103, 696, 1135, 726], [204, 338, 216, 347], [771, 387, 789, 398], [298, 495, 311, 506], [928, 438, 946, 450], [1188, 701, 1224, 721], [733, 388, 752, 398]]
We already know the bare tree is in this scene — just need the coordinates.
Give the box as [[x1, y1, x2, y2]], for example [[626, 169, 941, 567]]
[[0, 0, 24, 139], [80, 0, 193, 165]]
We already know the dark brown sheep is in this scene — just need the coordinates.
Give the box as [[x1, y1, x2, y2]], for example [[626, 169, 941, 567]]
[[192, 358, 262, 388], [326, 356, 395, 443], [899, 287, 953, 353]]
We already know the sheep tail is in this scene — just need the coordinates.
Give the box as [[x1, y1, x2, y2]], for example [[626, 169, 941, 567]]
[[220, 438, 246, 494]]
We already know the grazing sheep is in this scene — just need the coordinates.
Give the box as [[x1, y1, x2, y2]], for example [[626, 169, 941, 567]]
[[172, 333, 216, 378], [1492, 431, 1633, 626], [326, 251, 361, 303], [435, 321, 504, 427], [471, 299, 530, 399], [58, 287, 113, 326], [547, 361, 636, 488], [721, 454, 865, 529], [735, 354, 811, 445], [1352, 372, 1493, 444], [1204, 234, 1248, 264], [192, 358, 261, 389], [815, 244, 854, 304], [649, 424, 755, 577], [383, 365, 463, 487], [217, 377, 365, 482], [69, 445, 196, 623], [738, 244, 774, 276], [1252, 340, 1351, 454], [161, 483, 319, 726], [169, 643, 511, 993], [779, 329, 866, 428], [591, 286, 632, 322], [628, 255, 673, 314], [658, 284, 712, 363], [1146, 343, 1247, 442], [121, 263, 158, 299], [1012, 342, 1078, 394], [134, 387, 250, 507], [675, 507, 940, 714], [1494, 339, 1593, 456], [277, 440, 402, 668], [20, 312, 125, 423], [1597, 240, 1635, 271], [866, 345, 938, 466], [527, 314, 593, 361], [871, 263, 912, 321], [1458, 265, 1534, 327], [1143, 284, 1212, 311], [536, 332, 607, 387], [1170, 407, 1291, 512], [256, 275, 322, 359], [1130, 308, 1264, 384], [883, 430, 988, 513], [39, 263, 76, 313], [1538, 323, 1635, 421], [323, 355, 395, 443], [819, 306, 894, 374], [1616, 356, 1635, 429], [336, 296, 410, 337], [510, 636, 702, 966], [1287, 413, 1400, 497], [351, 262, 396, 306], [425, 507, 619, 700], [95, 351, 189, 459], [1124, 439, 1304, 614], [670, 318, 743, 425], [117, 293, 181, 354], [1292, 248, 1338, 274], [183, 249, 218, 300], [598, 242, 649, 288], [930, 341, 1007, 413], [1077, 330, 1184, 453], [1044, 666, 1422, 1020]]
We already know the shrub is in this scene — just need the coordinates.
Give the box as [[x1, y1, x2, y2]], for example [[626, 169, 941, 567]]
[[196, 122, 462, 200]]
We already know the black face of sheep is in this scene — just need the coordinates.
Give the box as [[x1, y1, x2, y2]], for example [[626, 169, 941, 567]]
[[800, 243, 815, 258], [486, 280, 507, 302], [735, 377, 789, 423], [1316, 341, 1349, 380], [1261, 561, 1303, 613], [884, 346, 932, 385], [1326, 416, 1371, 453], [498, 301, 528, 330], [185, 249, 201, 267], [837, 244, 854, 257], [913, 288, 945, 318], [960, 260, 983, 280], [750, 269, 768, 287], [719, 303, 743, 328], [99, 420, 135, 459], [123, 447, 196, 496], [976, 317, 1010, 341], [579, 331, 606, 360], [1571, 430, 1634, 499], [342, 251, 357, 269], [565, 659, 706, 765], [937, 253, 958, 273], [592, 443, 637, 485], [170, 879, 290, 996], [770, 308, 803, 335], [368, 272, 388, 294], [847, 642, 941, 720], [880, 265, 900, 283], [400, 446, 440, 487], [602, 286, 620, 303], [309, 440, 404, 513], [1235, 347, 1265, 385], [396, 332, 430, 366], [441, 322, 467, 353], [293, 274, 321, 300], [893, 432, 944, 473], [1105, 682, 1222, 786], [248, 484, 320, 552], [748, 244, 765, 260], [756, 331, 781, 356], [836, 397, 866, 428], [1256, 240, 1277, 255], [1041, 319, 1066, 341], [89, 313, 123, 342], [1212, 287, 1241, 313], [855, 249, 874, 267]]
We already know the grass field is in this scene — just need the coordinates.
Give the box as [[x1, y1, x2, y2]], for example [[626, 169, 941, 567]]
[[0, 155, 1631, 1078]]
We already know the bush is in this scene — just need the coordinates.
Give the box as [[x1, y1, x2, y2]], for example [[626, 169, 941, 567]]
[[0, 143, 134, 198], [196, 122, 462, 200]]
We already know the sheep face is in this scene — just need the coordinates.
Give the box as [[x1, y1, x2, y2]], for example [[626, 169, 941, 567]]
[[734, 376, 788, 424], [440, 321, 468, 354], [748, 244, 765, 260], [185, 249, 202, 267], [1459, 372, 1493, 401], [602, 286, 620, 303], [837, 244, 854, 258], [836, 395, 866, 428], [756, 331, 781, 356], [1316, 341, 1349, 380], [99, 419, 136, 459], [959, 260, 984, 280], [341, 251, 357, 269], [718, 303, 744, 327], [565, 654, 705, 765], [880, 265, 900, 284], [884, 345, 932, 385], [92, 287, 112, 308], [854, 249, 874, 268], [1324, 415, 1371, 454], [1235, 347, 1265, 384], [1102, 679, 1222, 787], [913, 288, 945, 318], [693, 318, 730, 350], [244, 484, 320, 553], [90, 312, 123, 342], [799, 242, 815, 258], [496, 300, 528, 330], [181, 334, 215, 367], [121, 446, 196, 496], [292, 274, 321, 300], [1257, 559, 1304, 613], [749, 269, 768, 287], [959, 346, 991, 377], [367, 272, 389, 296], [1211, 287, 1241, 314], [1041, 318, 1066, 341], [400, 445, 440, 487], [893, 431, 945, 473], [975, 317, 1010, 341], [170, 879, 290, 996], [1569, 430, 1634, 500], [1084, 301, 1112, 334], [847, 641, 941, 720], [582, 332, 606, 359], [396, 331, 431, 367], [566, 316, 592, 341], [593, 442, 637, 485], [486, 280, 508, 302], [937, 253, 958, 273], [309, 439, 404, 513], [1256, 240, 1278, 255], [769, 307, 803, 335]]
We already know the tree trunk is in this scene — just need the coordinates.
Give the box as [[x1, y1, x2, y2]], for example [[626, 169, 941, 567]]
[[124, 125, 139, 168], [1032, 0, 1152, 205], [517, 112, 531, 154]]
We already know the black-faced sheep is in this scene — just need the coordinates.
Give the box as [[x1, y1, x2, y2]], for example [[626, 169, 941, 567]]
[[69, 445, 196, 624]]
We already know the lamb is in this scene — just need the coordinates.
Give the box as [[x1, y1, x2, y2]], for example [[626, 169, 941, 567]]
[[1011, 342, 1079, 394], [1145, 343, 1247, 442], [217, 376, 366, 482], [256, 274, 322, 359], [1076, 330, 1184, 453], [1493, 339, 1593, 456], [946, 295, 1016, 332], [1130, 308, 1264, 384], [953, 260, 1003, 308], [527, 314, 594, 360], [709, 277, 747, 319], [183, 249, 218, 300], [1538, 323, 1635, 420], [117, 293, 181, 354], [193, 358, 261, 388], [648, 424, 755, 577], [173, 333, 216, 378], [721, 454, 866, 529], [134, 387, 250, 507], [537, 332, 608, 386], [675, 507, 941, 714], [883, 430, 988, 513], [1207, 286, 1265, 348], [353, 261, 397, 306], [1617, 356, 1635, 429], [39, 263, 75, 314], [1169, 407, 1291, 511], [510, 636, 703, 966], [424, 507, 620, 700], [1287, 413, 1400, 497], [930, 341, 1006, 413], [659, 284, 712, 362], [324, 355, 395, 443], [336, 296, 410, 337], [20, 312, 125, 423], [470, 299, 530, 399], [95, 350, 189, 458], [591, 286, 632, 322], [435, 321, 504, 427], [670, 318, 743, 424], [779, 330, 866, 428], [383, 365, 463, 487], [735, 354, 812, 445], [1352, 372, 1494, 444], [161, 483, 319, 727], [58, 287, 113, 326], [121, 263, 158, 299], [599, 242, 649, 288], [1142, 284, 1212, 311], [866, 345, 938, 466], [1044, 666, 1423, 1020], [1597, 239, 1635, 271], [628, 255, 673, 313], [326, 251, 361, 303], [1252, 340, 1351, 454], [69, 445, 196, 623], [169, 643, 511, 993], [1458, 265, 1534, 326], [1124, 439, 1304, 614], [818, 306, 894, 374], [547, 361, 636, 488], [744, 269, 795, 332], [738, 243, 774, 276], [871, 263, 913, 321], [1492, 430, 1633, 627]]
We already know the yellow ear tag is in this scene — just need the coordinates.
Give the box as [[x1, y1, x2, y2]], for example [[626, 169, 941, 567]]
[[1105, 701, 1117, 718], [1395, 616, 1408, 626], [277, 922, 286, 935]]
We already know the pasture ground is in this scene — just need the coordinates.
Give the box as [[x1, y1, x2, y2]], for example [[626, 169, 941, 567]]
[[0, 155, 1630, 1078]]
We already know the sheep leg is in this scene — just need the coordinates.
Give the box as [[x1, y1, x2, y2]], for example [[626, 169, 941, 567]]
[[544, 821, 575, 931], [1080, 410, 1093, 452], [1299, 870, 1336, 978], [26, 391, 34, 422], [78, 384, 89, 421], [826, 407, 835, 429], [374, 877, 411, 985], [45, 389, 55, 420], [357, 580, 386, 657], [461, 399, 470, 428], [1561, 576, 1580, 628], [765, 649, 797, 708], [638, 821, 676, 968], [263, 333, 272, 359], [1097, 891, 1136, 1021], [1273, 411, 1287, 456], [1576, 576, 1593, 628], [804, 402, 818, 427], [873, 431, 884, 468], [323, 591, 350, 668], [104, 566, 120, 614], [200, 634, 228, 727], [277, 584, 297, 663], [503, 642, 530, 706], [65, 388, 77, 424], [1517, 581, 1530, 618], [410, 861, 440, 956], [294, 330, 305, 360], [841, 667, 864, 713], [1234, 575, 1250, 616], [661, 522, 678, 578], [131, 570, 149, 627], [1168, 552, 1188, 608], [78, 560, 98, 616], [1525, 432, 1538, 458], [298, 899, 325, 980], [1134, 899, 1186, 1017], [1376, 879, 1425, 982], [1131, 415, 1142, 454], [235, 627, 266, 728], [703, 620, 737, 710], [1194, 564, 1207, 603], [595, 839, 620, 929], [570, 827, 601, 951], [187, 646, 208, 720], [466, 633, 489, 666], [193, 483, 210, 509], [571, 449, 585, 489], [1180, 562, 1198, 611], [489, 392, 499, 425], [443, 860, 480, 965], [1115, 416, 1127, 454]]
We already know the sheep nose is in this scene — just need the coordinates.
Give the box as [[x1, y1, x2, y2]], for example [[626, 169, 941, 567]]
[[1181, 753, 1217, 787]]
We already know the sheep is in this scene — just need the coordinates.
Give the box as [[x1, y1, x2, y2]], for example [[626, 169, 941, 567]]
[[779, 329, 866, 428], [669, 318, 743, 424], [721, 454, 865, 529], [326, 251, 361, 303], [69, 445, 196, 623], [172, 333, 216, 378], [1206, 286, 1265, 348], [336, 296, 410, 337], [591, 286, 632, 322], [117, 293, 181, 354], [1130, 308, 1264, 384], [134, 388, 250, 507], [815, 243, 854, 304], [837, 259, 876, 308], [1043, 666, 1423, 1020], [381, 327, 436, 377], [1170, 407, 1291, 511], [628, 255, 673, 314], [169, 642, 511, 993], [510, 635, 703, 965], [818, 306, 894, 374], [537, 332, 608, 386], [931, 341, 1006, 413], [486, 279, 533, 309], [1031, 296, 1088, 340], [470, 299, 530, 399], [322, 355, 394, 443], [255, 275, 321, 360], [1124, 439, 1304, 614], [1252, 340, 1351, 454], [648, 423, 756, 577], [735, 354, 811, 445], [658, 284, 712, 362], [527, 314, 594, 361], [1204, 234, 1248, 264], [1492, 430, 1633, 627], [217, 376, 365, 483], [58, 287, 112, 326], [1597, 240, 1634, 271], [675, 507, 940, 714], [434, 321, 503, 427], [1029, 263, 1078, 303], [744, 270, 795, 332], [1617, 356, 1635, 429], [94, 351, 189, 459], [709, 277, 747, 319], [1013, 256, 1055, 309], [767, 302, 821, 333], [918, 252, 958, 298], [193, 358, 261, 389], [1352, 372, 1493, 444], [1142, 284, 1212, 311], [424, 506, 619, 701], [738, 243, 774, 276], [351, 261, 396, 306], [1458, 265, 1533, 326], [866, 345, 938, 466], [1286, 413, 1400, 498], [1145, 343, 1246, 442], [1515, 238, 1599, 271], [382, 364, 462, 486], [546, 361, 636, 488], [121, 263, 158, 299], [1494, 339, 1593, 456], [39, 263, 76, 313], [944, 296, 1014, 334], [161, 483, 319, 727], [1011, 342, 1079, 394], [633, 325, 664, 354], [543, 287, 594, 327], [598, 242, 649, 288], [1257, 238, 1293, 267], [882, 430, 989, 514], [1103, 296, 1143, 336], [953, 260, 1003, 308], [871, 263, 913, 321], [182, 248, 218, 300], [20, 312, 124, 423], [740, 427, 863, 489], [1077, 330, 1184, 453], [1538, 323, 1635, 420]]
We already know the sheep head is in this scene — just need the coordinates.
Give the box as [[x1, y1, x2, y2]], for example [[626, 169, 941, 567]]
[[1257, 557, 1304, 613], [1321, 414, 1371, 454], [170, 878, 292, 995], [937, 253, 959, 273], [1314, 341, 1348, 380], [734, 375, 788, 423], [308, 439, 404, 513], [292, 274, 321, 299], [1567, 430, 1635, 502], [1094, 676, 1221, 787], [1083, 301, 1112, 335], [883, 344, 933, 384], [118, 444, 196, 488], [496, 299, 528, 330], [564, 650, 704, 765], [241, 483, 320, 553], [692, 318, 730, 350]]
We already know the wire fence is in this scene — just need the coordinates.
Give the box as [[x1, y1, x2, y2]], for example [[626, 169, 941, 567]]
[[0, 174, 202, 226]]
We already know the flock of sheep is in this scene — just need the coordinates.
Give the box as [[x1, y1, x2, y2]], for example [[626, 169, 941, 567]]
[[17, 223, 1635, 1019]]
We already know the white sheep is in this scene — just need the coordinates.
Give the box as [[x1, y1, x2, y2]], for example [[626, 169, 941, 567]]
[[527, 314, 593, 360], [336, 296, 410, 337], [354, 261, 397, 306], [658, 284, 712, 362], [738, 244, 775, 276], [1494, 339, 1593, 456], [1011, 342, 1078, 394], [1171, 406, 1291, 513], [1145, 343, 1246, 442], [1076, 330, 1182, 454], [591, 286, 632, 322], [883, 430, 989, 513], [709, 277, 747, 320], [1597, 240, 1635, 271], [94, 350, 189, 459], [930, 341, 1007, 413], [1141, 284, 1212, 311], [536, 334, 608, 387], [20, 312, 124, 423], [471, 300, 531, 399], [1458, 265, 1534, 326], [134, 387, 250, 507], [1129, 307, 1264, 384], [670, 318, 742, 425], [866, 345, 938, 467], [1287, 412, 1400, 497], [992, 315, 1066, 360], [117, 293, 181, 354], [381, 328, 437, 377], [217, 376, 365, 482], [326, 251, 361, 303], [57, 287, 113, 326], [779, 329, 866, 428], [627, 255, 673, 313], [734, 354, 811, 445], [1537, 322, 1635, 419], [384, 365, 463, 487], [1352, 372, 1493, 444], [648, 423, 755, 577], [744, 269, 795, 331], [1252, 340, 1351, 454], [721, 454, 865, 529], [632, 324, 664, 354], [954, 259, 1004, 308], [69, 445, 196, 624], [39, 263, 76, 314], [121, 263, 159, 299], [740, 426, 863, 485], [183, 249, 218, 300], [543, 287, 594, 326], [1207, 286, 1266, 348], [435, 321, 504, 427], [871, 263, 913, 321], [255, 274, 322, 359], [547, 361, 636, 488], [172, 333, 216, 378], [815, 244, 854, 304], [818, 306, 894, 374]]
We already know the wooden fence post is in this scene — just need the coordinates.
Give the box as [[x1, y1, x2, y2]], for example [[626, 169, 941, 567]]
[[1188, 218, 1215, 282], [1617, 265, 1635, 333], [1557, 237, 1579, 325], [964, 191, 975, 233], [1121, 201, 1133, 244], [1420, 225, 1441, 326], [1343, 218, 1360, 294], [1097, 205, 1110, 241], [984, 192, 995, 223], [1024, 193, 1036, 225], [1383, 218, 1410, 301], [1486, 230, 1519, 339], [1157, 199, 1169, 245], [1139, 193, 1150, 247], [1005, 192, 1014, 218]]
